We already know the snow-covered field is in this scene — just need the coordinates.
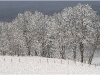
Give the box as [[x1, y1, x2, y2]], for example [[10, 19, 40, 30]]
[[0, 56, 100, 74]]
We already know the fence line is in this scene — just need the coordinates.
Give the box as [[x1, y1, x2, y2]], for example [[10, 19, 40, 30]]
[[2, 57, 100, 68], [92, 63, 100, 66]]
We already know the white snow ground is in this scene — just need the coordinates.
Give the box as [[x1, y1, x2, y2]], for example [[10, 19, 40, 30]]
[[0, 56, 100, 74]]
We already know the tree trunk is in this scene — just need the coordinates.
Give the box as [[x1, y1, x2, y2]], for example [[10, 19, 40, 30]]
[[25, 37, 31, 56], [35, 50, 37, 56], [88, 53, 94, 64], [88, 44, 96, 64], [88, 32, 99, 64], [46, 45, 51, 58], [73, 45, 76, 61], [41, 42, 46, 57], [27, 42, 31, 56], [80, 41, 84, 63], [60, 45, 65, 59]]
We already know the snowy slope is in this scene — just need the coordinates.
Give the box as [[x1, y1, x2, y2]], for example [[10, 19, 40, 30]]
[[0, 56, 100, 74]]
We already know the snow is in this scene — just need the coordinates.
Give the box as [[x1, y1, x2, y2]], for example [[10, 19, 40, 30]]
[[0, 56, 100, 74]]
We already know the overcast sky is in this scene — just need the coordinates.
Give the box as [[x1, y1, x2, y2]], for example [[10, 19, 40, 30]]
[[0, 1, 100, 9], [0, 0, 100, 1]]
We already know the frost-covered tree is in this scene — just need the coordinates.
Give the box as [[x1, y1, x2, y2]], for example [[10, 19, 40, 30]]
[[46, 16, 61, 58], [74, 4, 99, 63], [61, 3, 99, 63], [53, 13, 71, 59], [0, 3, 99, 64]]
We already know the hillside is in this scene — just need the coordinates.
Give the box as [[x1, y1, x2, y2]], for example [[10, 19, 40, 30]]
[[0, 56, 100, 74]]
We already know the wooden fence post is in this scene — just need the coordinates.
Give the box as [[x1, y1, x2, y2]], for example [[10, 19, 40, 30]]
[[54, 60, 55, 63], [74, 61, 76, 65], [11, 59, 12, 62], [4, 58, 5, 61], [47, 59, 48, 63], [40, 59, 41, 63], [19, 58, 20, 62], [61, 59, 62, 64], [95, 64, 96, 68], [68, 60, 69, 65]]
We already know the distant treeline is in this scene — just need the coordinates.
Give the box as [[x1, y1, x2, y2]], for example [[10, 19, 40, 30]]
[[0, 4, 100, 65]]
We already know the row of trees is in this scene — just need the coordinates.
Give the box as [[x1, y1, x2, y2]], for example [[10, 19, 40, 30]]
[[0, 4, 100, 64]]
